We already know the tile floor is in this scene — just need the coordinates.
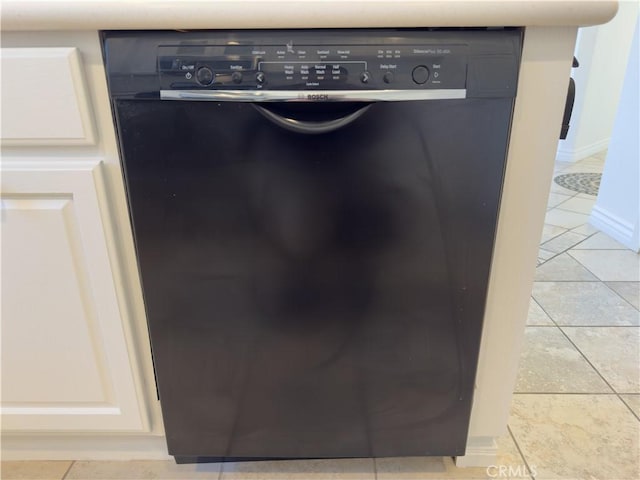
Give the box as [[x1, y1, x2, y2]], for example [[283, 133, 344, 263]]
[[512, 153, 640, 480], [3, 153, 639, 479]]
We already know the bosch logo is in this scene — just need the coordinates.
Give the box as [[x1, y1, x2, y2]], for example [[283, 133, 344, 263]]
[[307, 94, 329, 101]]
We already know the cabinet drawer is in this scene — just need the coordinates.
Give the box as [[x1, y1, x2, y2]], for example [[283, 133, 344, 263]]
[[1, 48, 96, 146]]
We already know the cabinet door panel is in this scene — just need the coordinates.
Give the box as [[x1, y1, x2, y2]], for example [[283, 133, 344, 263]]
[[0, 161, 147, 431], [0, 48, 95, 145]]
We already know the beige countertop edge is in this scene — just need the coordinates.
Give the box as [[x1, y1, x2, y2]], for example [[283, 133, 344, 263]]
[[1, 0, 617, 31]]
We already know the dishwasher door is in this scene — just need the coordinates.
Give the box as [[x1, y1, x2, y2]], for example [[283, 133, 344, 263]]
[[113, 95, 513, 459]]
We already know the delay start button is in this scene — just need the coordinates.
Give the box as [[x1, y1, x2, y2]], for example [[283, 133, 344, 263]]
[[412, 65, 430, 84]]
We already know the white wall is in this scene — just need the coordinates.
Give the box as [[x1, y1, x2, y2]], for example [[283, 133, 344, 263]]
[[557, 1, 638, 162], [590, 15, 640, 252]]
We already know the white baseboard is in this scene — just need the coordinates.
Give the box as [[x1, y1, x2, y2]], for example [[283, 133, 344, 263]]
[[590, 206, 638, 251], [3, 434, 502, 465], [455, 436, 498, 468], [0, 434, 170, 460], [556, 137, 609, 163]]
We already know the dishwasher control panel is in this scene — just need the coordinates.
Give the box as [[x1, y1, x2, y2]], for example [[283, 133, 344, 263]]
[[157, 42, 469, 91], [103, 29, 521, 98]]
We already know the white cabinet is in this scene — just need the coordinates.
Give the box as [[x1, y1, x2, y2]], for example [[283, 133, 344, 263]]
[[0, 161, 147, 432], [0, 42, 152, 435]]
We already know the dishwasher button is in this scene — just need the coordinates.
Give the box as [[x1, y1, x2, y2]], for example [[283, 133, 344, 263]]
[[256, 71, 266, 85], [383, 72, 394, 84], [196, 67, 214, 86], [360, 71, 371, 83], [232, 71, 243, 84], [412, 65, 430, 84]]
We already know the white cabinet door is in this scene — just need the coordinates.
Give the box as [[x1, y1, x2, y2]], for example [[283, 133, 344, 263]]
[[0, 48, 96, 146], [0, 160, 148, 432]]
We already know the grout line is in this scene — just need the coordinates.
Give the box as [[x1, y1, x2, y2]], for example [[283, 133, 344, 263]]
[[531, 297, 545, 311], [551, 207, 592, 216], [556, 326, 620, 396], [549, 194, 575, 211], [531, 292, 560, 328], [564, 252, 639, 290], [512, 392, 623, 395], [536, 235, 610, 283], [531, 244, 638, 318], [552, 324, 640, 328], [569, 248, 636, 252], [564, 231, 598, 248], [618, 395, 640, 423], [556, 208, 596, 216], [533, 280, 607, 283], [538, 227, 569, 245], [527, 297, 554, 327], [61, 460, 75, 480], [567, 251, 640, 288], [536, 228, 599, 267], [507, 425, 535, 480], [602, 282, 640, 312], [515, 298, 628, 411], [540, 230, 591, 251]]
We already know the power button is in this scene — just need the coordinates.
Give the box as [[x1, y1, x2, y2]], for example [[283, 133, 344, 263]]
[[196, 66, 214, 86], [412, 65, 430, 85]]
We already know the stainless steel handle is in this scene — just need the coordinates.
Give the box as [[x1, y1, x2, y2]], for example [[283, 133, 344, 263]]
[[160, 89, 466, 102], [253, 104, 371, 134]]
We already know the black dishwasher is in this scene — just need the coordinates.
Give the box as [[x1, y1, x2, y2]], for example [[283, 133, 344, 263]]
[[103, 29, 521, 462]]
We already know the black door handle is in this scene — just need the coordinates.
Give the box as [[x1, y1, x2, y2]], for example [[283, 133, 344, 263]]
[[253, 104, 371, 134]]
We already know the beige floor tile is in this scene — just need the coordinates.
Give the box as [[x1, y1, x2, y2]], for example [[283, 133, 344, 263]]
[[514, 327, 611, 393], [576, 155, 606, 168], [540, 231, 587, 254], [548, 182, 579, 196], [569, 249, 640, 281], [553, 160, 575, 172], [532, 282, 640, 326], [553, 196, 595, 215], [621, 394, 640, 418], [544, 208, 590, 229], [575, 192, 597, 199], [537, 248, 555, 261], [539, 224, 568, 244], [66, 460, 222, 480], [527, 298, 554, 325], [572, 231, 629, 250], [606, 281, 640, 309], [546, 192, 572, 209], [374, 434, 527, 479], [1, 461, 73, 480], [221, 458, 374, 480], [509, 394, 640, 480], [570, 223, 599, 236], [374, 457, 450, 479], [592, 149, 608, 161], [562, 327, 640, 393], [534, 253, 598, 282], [559, 164, 605, 174]]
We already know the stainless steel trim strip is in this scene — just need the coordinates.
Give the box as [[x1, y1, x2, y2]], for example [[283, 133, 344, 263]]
[[159, 89, 466, 102]]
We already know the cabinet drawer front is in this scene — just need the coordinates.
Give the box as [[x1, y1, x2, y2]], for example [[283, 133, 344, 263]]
[[0, 161, 147, 432], [1, 48, 96, 146]]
